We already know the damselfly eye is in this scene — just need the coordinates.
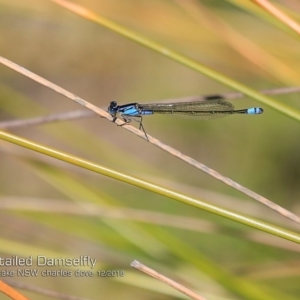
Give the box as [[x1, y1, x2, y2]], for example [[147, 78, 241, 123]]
[[110, 101, 117, 108]]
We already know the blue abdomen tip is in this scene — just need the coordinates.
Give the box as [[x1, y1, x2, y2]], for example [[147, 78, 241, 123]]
[[247, 107, 263, 115]]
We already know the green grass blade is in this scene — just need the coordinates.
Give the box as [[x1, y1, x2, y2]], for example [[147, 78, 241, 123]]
[[1, 129, 300, 244], [51, 0, 300, 122]]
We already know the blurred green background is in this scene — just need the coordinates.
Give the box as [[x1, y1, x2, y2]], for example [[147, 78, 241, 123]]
[[0, 0, 300, 299]]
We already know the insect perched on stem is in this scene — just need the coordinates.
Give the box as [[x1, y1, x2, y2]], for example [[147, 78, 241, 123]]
[[108, 96, 263, 140]]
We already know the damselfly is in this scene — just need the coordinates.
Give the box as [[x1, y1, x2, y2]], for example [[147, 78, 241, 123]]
[[108, 95, 263, 139]]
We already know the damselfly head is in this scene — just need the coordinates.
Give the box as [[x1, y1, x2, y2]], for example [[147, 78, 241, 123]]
[[108, 101, 118, 114]]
